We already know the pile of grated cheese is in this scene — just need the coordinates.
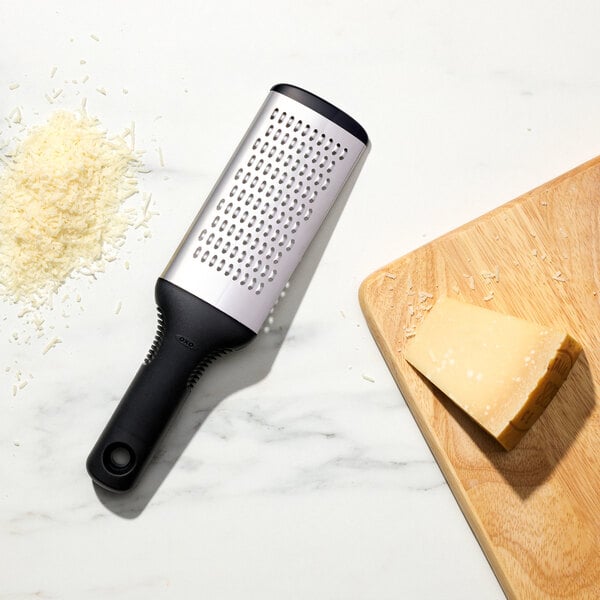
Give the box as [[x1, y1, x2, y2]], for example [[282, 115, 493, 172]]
[[0, 110, 141, 305]]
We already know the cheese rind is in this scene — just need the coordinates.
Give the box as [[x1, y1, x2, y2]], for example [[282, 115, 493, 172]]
[[404, 296, 581, 450]]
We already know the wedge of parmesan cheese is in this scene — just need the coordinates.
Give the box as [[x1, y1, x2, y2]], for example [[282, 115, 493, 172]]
[[404, 296, 581, 450]]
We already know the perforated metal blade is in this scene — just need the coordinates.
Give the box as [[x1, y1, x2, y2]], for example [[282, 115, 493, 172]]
[[162, 84, 368, 333]]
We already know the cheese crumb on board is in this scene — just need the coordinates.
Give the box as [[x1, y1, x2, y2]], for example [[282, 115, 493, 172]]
[[0, 110, 142, 305], [404, 296, 581, 450], [362, 374, 375, 383], [8, 83, 20, 91]]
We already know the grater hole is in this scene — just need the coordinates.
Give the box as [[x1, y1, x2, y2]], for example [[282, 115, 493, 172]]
[[266, 125, 274, 136], [316, 133, 326, 146], [285, 238, 295, 252], [238, 189, 246, 202], [250, 177, 259, 189], [323, 138, 333, 151], [293, 120, 302, 132], [273, 129, 281, 141], [339, 147, 348, 160], [291, 221, 300, 234], [270, 108, 279, 120], [303, 207, 313, 221], [277, 111, 287, 124], [268, 270, 277, 282], [227, 224, 236, 237], [309, 128, 318, 142], [216, 259, 225, 272], [239, 211, 248, 223], [255, 282, 265, 295], [224, 263, 233, 276], [266, 185, 274, 197], [281, 133, 289, 145], [255, 159, 264, 171], [308, 190, 318, 203], [232, 268, 241, 281], [218, 219, 228, 232], [245, 193, 254, 207], [311, 150, 321, 164], [286, 176, 295, 190], [301, 124, 310, 137], [230, 246, 239, 258], [247, 155, 256, 167], [248, 277, 257, 291], [229, 185, 238, 197], [273, 251, 282, 264], [252, 138, 261, 150], [201, 250, 210, 263], [198, 229, 207, 242], [276, 150, 284, 162], [211, 216, 219, 228], [319, 155, 328, 169], [326, 160, 335, 173], [247, 214, 257, 228], [224, 203, 233, 215], [289, 137, 297, 149], [258, 180, 267, 193], [216, 199, 225, 210], [214, 237, 223, 249], [234, 168, 243, 180], [268, 146, 276, 158], [304, 146, 314, 159], [332, 143, 340, 156], [321, 178, 330, 191], [260, 202, 270, 216], [252, 197, 261, 211], [286, 115, 294, 128], [242, 172, 251, 184], [291, 159, 300, 172], [296, 141, 306, 155], [283, 154, 292, 167], [261, 142, 269, 153], [207, 233, 215, 245], [208, 255, 217, 267]]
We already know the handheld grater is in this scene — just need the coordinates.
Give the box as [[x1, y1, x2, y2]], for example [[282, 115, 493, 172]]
[[87, 84, 369, 492]]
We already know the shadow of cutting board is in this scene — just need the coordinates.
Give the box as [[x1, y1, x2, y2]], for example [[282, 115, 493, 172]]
[[359, 157, 600, 599]]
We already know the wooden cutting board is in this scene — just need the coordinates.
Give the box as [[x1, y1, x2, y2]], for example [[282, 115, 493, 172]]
[[359, 157, 600, 599]]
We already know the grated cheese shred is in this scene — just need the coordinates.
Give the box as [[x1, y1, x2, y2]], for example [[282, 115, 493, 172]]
[[0, 110, 142, 305]]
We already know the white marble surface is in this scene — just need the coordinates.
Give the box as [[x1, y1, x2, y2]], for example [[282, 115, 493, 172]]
[[2, 1, 600, 598]]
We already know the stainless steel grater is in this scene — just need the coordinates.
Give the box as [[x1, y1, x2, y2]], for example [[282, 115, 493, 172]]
[[87, 84, 369, 492]]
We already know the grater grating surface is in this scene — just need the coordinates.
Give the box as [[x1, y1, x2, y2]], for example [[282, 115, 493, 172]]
[[163, 88, 367, 332]]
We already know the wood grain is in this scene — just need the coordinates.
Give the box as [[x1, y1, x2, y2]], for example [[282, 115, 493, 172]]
[[359, 157, 600, 599]]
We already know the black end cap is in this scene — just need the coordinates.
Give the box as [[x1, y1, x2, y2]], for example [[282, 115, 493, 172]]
[[270, 83, 368, 146]]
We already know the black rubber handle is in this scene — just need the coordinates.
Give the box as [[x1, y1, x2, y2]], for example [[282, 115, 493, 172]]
[[86, 278, 255, 492]]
